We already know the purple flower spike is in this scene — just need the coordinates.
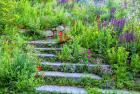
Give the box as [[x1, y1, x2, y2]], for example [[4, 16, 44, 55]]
[[80, 60, 84, 63], [103, 21, 108, 27], [88, 49, 91, 54], [119, 31, 135, 42], [88, 55, 91, 59], [110, 17, 126, 32], [110, 18, 116, 25], [58, 0, 68, 3], [118, 18, 126, 27], [110, 7, 116, 14]]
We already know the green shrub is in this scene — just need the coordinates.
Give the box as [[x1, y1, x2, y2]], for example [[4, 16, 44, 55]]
[[0, 0, 16, 33], [0, 28, 42, 93], [87, 88, 102, 94]]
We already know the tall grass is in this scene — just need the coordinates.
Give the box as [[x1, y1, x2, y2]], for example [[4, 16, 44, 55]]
[[0, 28, 43, 93]]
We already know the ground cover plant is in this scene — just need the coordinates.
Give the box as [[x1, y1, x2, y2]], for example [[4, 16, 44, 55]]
[[0, 0, 140, 93]]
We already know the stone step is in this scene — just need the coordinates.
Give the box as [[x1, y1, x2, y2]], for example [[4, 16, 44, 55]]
[[38, 54, 56, 58], [42, 62, 110, 69], [35, 85, 87, 94], [41, 62, 111, 74], [36, 85, 140, 94], [35, 48, 62, 51], [28, 40, 57, 45], [37, 71, 101, 80]]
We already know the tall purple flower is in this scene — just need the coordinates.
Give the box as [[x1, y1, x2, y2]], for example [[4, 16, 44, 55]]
[[112, 18, 125, 27], [88, 49, 91, 54], [103, 21, 108, 27], [111, 17, 126, 32], [58, 0, 68, 3], [110, 7, 116, 14], [88, 49, 91, 59], [119, 31, 135, 42], [117, 18, 126, 27], [110, 18, 116, 25]]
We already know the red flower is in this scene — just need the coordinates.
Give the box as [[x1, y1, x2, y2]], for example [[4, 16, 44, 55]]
[[58, 32, 63, 36], [37, 66, 43, 71]]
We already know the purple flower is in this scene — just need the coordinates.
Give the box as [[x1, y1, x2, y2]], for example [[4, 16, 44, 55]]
[[103, 21, 108, 27], [88, 55, 91, 59], [119, 31, 135, 42], [88, 49, 91, 54], [110, 17, 126, 32], [118, 18, 126, 27], [110, 7, 116, 14], [80, 60, 84, 63], [58, 0, 68, 3], [110, 18, 116, 25], [111, 18, 125, 27]]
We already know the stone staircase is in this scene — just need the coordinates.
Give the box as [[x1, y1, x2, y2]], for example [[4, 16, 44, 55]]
[[28, 37, 112, 94]]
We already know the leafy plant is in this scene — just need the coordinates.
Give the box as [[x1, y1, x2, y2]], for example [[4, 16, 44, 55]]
[[0, 28, 42, 93]]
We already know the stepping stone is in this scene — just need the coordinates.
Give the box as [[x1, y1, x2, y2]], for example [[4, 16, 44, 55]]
[[28, 40, 57, 45], [99, 89, 140, 94], [38, 54, 56, 58], [37, 71, 101, 80], [43, 30, 53, 37], [35, 48, 62, 51], [35, 85, 87, 94], [56, 25, 65, 31], [36, 85, 140, 94], [42, 62, 110, 69]]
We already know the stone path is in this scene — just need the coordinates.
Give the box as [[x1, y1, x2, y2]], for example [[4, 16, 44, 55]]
[[28, 36, 107, 93], [35, 85, 140, 94], [27, 1, 140, 93], [29, 37, 140, 94]]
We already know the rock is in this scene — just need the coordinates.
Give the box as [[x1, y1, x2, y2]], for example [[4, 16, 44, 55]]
[[19, 29, 27, 33], [65, 12, 72, 17], [52, 28, 56, 31], [43, 30, 53, 37], [56, 26, 65, 32]]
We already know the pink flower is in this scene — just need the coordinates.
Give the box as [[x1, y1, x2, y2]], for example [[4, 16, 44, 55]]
[[88, 49, 91, 54], [88, 55, 91, 59], [80, 60, 84, 63]]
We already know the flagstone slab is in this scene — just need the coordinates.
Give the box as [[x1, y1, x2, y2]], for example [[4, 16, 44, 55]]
[[35, 48, 62, 51], [37, 71, 101, 80], [38, 54, 56, 58], [36, 85, 87, 94], [42, 62, 110, 69]]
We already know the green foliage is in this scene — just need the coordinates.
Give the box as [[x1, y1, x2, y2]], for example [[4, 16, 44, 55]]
[[0, 0, 140, 92], [0, 28, 42, 93], [107, 47, 130, 88], [58, 45, 72, 61], [87, 88, 102, 94], [0, 0, 16, 33], [131, 54, 140, 73], [107, 47, 129, 65]]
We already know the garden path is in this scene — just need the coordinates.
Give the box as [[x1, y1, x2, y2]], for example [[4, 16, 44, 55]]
[[27, 1, 140, 94], [28, 36, 139, 94], [29, 36, 103, 94]]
